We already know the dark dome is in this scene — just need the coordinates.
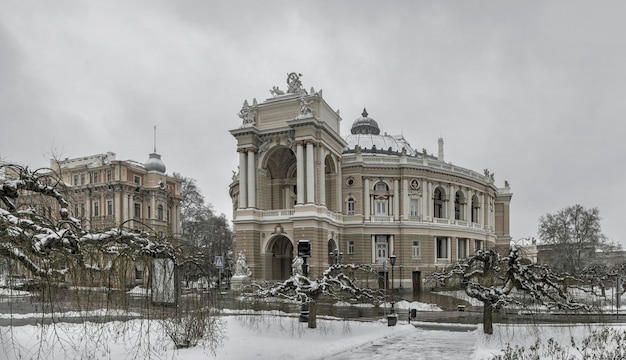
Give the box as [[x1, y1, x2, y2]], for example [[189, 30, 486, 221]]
[[351, 108, 380, 135], [145, 152, 166, 173]]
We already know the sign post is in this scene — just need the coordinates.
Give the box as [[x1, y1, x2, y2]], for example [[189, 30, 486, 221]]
[[215, 256, 224, 290]]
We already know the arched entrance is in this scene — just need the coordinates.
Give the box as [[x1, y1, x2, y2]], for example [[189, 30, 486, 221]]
[[269, 235, 293, 280]]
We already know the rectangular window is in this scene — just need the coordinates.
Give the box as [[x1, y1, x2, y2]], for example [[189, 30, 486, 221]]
[[134, 203, 141, 218], [347, 241, 355, 255], [106, 170, 112, 182], [134, 175, 141, 186], [107, 200, 113, 216], [93, 201, 99, 217], [410, 198, 419, 217], [157, 205, 163, 220], [74, 204, 79, 217], [436, 237, 448, 259], [147, 206, 151, 219], [375, 235, 388, 260], [80, 174, 85, 185], [412, 240, 420, 259], [73, 175, 79, 186], [347, 198, 355, 215], [375, 199, 388, 215], [80, 203, 85, 218], [475, 240, 483, 252], [458, 238, 467, 259], [92, 172, 99, 183]]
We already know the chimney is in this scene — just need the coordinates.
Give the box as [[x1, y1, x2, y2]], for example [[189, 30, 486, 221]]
[[438, 138, 444, 161]]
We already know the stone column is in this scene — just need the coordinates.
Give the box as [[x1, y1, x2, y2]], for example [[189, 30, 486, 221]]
[[336, 157, 342, 212], [402, 178, 409, 221], [364, 178, 370, 221], [239, 151, 247, 209], [371, 235, 376, 263], [393, 178, 400, 221], [389, 234, 395, 256], [481, 193, 486, 228], [296, 143, 304, 204], [247, 149, 256, 208], [465, 189, 472, 222], [448, 184, 455, 220], [422, 181, 429, 220], [318, 146, 326, 206], [306, 142, 315, 204]]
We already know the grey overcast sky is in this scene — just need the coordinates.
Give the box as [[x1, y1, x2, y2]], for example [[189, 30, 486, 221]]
[[1, 1, 625, 246]]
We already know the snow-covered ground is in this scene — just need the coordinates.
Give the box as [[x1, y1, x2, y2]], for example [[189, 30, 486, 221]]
[[0, 309, 624, 360]]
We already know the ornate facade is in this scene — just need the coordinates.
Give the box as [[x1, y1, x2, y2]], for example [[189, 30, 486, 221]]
[[229, 73, 512, 290]]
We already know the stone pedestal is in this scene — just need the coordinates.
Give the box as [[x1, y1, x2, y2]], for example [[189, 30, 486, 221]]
[[231, 275, 250, 291]]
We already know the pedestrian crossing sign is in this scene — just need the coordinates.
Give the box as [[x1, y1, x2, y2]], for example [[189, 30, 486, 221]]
[[214, 256, 224, 269]]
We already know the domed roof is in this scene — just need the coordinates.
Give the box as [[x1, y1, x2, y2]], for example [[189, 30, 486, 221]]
[[350, 109, 380, 135], [145, 152, 166, 173], [345, 109, 418, 156]]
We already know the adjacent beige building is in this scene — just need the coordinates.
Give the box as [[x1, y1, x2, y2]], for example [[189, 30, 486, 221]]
[[229, 73, 512, 290]]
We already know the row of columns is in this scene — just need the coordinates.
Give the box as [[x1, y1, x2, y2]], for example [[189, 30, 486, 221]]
[[239, 142, 340, 211], [362, 177, 493, 227]]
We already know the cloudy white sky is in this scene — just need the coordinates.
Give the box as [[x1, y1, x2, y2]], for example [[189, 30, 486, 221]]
[[1, 1, 625, 246]]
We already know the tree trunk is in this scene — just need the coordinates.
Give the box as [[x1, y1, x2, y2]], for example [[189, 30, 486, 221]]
[[483, 302, 493, 334], [308, 301, 317, 329]]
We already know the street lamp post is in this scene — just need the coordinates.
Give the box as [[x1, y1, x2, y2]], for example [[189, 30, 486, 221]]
[[390, 254, 396, 313]]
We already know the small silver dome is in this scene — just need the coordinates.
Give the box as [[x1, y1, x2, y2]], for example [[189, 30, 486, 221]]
[[145, 152, 166, 173], [350, 108, 380, 135]]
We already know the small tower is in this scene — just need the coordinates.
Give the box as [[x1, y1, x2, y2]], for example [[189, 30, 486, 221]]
[[438, 137, 444, 162]]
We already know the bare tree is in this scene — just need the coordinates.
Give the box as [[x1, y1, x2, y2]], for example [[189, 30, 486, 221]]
[[0, 164, 223, 355], [249, 263, 384, 328], [538, 204, 609, 273], [426, 247, 590, 334]]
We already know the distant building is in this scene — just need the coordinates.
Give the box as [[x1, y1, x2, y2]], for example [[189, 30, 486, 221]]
[[229, 73, 513, 290], [50, 151, 182, 238]]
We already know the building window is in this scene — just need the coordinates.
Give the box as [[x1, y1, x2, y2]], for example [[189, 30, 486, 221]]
[[412, 240, 420, 259], [92, 171, 99, 184], [436, 237, 448, 260], [147, 206, 151, 219], [74, 204, 79, 217], [346, 197, 355, 215], [458, 238, 468, 259], [107, 200, 113, 216], [134, 175, 141, 186], [374, 181, 388, 191], [375, 235, 388, 260], [433, 187, 444, 218], [475, 240, 483, 252], [347, 241, 355, 255], [80, 203, 85, 218], [135, 262, 143, 280], [73, 175, 79, 186], [158, 204, 164, 220], [106, 170, 112, 182], [471, 195, 479, 223], [409, 198, 419, 218], [374, 198, 388, 215], [80, 174, 85, 185], [93, 201, 99, 217], [134, 203, 141, 218]]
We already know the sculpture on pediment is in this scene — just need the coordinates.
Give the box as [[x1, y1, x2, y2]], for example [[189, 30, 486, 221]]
[[238, 100, 256, 126], [270, 86, 285, 96], [297, 95, 315, 117], [286, 72, 307, 95]]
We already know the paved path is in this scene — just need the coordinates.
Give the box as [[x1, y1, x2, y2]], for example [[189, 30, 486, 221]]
[[324, 325, 477, 360]]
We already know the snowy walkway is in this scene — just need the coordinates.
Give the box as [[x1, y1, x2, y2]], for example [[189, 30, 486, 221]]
[[324, 325, 477, 360]]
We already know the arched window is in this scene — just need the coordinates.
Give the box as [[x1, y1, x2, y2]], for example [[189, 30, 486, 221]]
[[374, 181, 388, 191], [454, 191, 465, 221], [346, 197, 355, 215], [157, 204, 164, 220], [433, 187, 444, 218], [471, 195, 480, 223]]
